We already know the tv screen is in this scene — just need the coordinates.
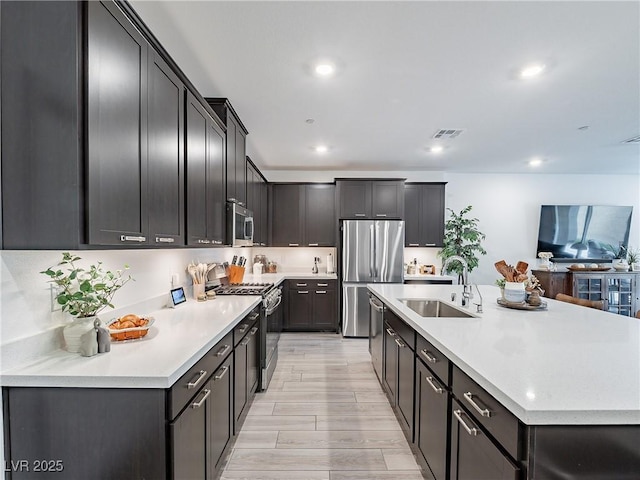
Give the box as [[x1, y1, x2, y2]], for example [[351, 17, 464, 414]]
[[536, 205, 633, 261]]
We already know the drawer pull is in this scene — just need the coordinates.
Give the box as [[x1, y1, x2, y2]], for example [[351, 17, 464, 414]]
[[386, 327, 396, 336], [197, 239, 211, 244], [214, 365, 229, 381], [187, 370, 208, 389], [249, 313, 260, 321], [394, 337, 405, 348], [296, 283, 308, 287], [420, 349, 438, 364], [213, 240, 223, 245], [289, 243, 299, 247], [316, 290, 327, 294], [425, 243, 436, 247], [426, 376, 444, 394], [317, 283, 328, 287], [155, 237, 175, 243], [463, 392, 492, 418], [454, 409, 480, 436], [298, 291, 309, 294], [249, 327, 258, 335], [215, 345, 231, 357], [238, 323, 249, 333], [191, 389, 211, 408], [241, 337, 251, 346], [408, 243, 420, 247], [120, 235, 146, 243], [354, 213, 366, 217], [375, 214, 387, 217], [308, 243, 319, 246]]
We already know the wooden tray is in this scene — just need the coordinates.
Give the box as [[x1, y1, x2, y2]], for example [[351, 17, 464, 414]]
[[497, 298, 547, 311], [566, 266, 611, 272]]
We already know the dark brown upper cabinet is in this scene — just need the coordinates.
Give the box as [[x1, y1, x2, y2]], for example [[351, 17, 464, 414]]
[[336, 179, 405, 220], [185, 91, 226, 246], [246, 158, 268, 246], [270, 184, 336, 247], [404, 183, 446, 247], [206, 99, 249, 208]]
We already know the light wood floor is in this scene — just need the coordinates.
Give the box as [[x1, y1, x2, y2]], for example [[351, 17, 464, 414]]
[[220, 333, 424, 480]]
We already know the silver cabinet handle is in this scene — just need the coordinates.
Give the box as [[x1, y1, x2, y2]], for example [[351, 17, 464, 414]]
[[354, 213, 366, 217], [238, 202, 245, 207], [386, 327, 396, 336], [425, 243, 436, 247], [298, 291, 309, 294], [120, 235, 146, 242], [408, 243, 420, 247], [395, 337, 405, 348], [215, 344, 231, 357], [289, 243, 299, 247], [454, 409, 480, 436], [375, 214, 387, 217], [463, 392, 492, 418], [420, 349, 438, 364], [213, 240, 223, 245], [316, 290, 327, 294], [317, 283, 328, 287], [191, 389, 211, 408], [249, 313, 260, 321], [155, 237, 175, 243], [214, 365, 229, 380], [296, 283, 308, 287], [241, 337, 251, 346], [197, 239, 211, 244], [238, 323, 249, 333], [308, 243, 319, 246], [187, 370, 208, 389], [369, 297, 384, 312], [249, 327, 258, 335], [426, 376, 444, 394]]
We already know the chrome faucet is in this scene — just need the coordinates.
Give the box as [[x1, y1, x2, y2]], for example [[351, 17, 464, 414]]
[[442, 255, 473, 307]]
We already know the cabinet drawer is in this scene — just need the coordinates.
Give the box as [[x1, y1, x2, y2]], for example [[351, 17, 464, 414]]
[[234, 308, 260, 346], [385, 309, 415, 351], [169, 331, 233, 420], [452, 365, 521, 460], [289, 279, 336, 290], [416, 334, 451, 387]]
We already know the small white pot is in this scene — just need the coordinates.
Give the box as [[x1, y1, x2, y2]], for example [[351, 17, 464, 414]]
[[504, 282, 526, 303], [63, 316, 97, 353], [632, 263, 640, 272]]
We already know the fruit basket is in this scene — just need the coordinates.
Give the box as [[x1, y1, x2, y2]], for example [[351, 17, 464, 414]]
[[107, 315, 155, 341]]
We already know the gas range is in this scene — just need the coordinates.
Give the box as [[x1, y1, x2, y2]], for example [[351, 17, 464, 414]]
[[207, 282, 274, 297]]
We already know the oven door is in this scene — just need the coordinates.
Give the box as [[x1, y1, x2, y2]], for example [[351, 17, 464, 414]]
[[261, 287, 282, 390]]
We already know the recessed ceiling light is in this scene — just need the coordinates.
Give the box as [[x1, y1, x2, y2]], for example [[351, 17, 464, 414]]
[[305, 118, 315, 124], [520, 63, 546, 78], [529, 158, 544, 167], [429, 146, 444, 153], [314, 145, 329, 154], [314, 63, 335, 77]]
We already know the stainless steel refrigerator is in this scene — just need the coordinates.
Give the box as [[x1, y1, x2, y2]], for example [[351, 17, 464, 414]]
[[342, 220, 404, 337]]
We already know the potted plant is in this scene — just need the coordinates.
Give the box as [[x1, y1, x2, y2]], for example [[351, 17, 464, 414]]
[[495, 278, 506, 298], [438, 205, 487, 282], [41, 252, 132, 352], [628, 247, 640, 272]]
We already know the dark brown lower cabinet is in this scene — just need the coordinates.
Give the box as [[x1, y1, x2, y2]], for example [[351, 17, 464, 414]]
[[209, 357, 234, 474], [415, 359, 450, 480], [284, 280, 338, 332], [234, 320, 260, 433], [382, 321, 398, 407], [450, 399, 520, 480], [171, 381, 209, 480]]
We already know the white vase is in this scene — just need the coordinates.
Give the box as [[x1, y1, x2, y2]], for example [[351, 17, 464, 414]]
[[504, 282, 526, 303], [63, 316, 97, 353]]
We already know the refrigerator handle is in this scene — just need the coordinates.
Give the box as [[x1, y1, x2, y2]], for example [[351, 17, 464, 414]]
[[369, 224, 375, 279], [373, 223, 378, 280]]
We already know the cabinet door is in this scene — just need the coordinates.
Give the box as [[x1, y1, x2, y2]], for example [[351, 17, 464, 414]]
[[573, 274, 604, 301], [247, 324, 260, 394], [421, 184, 445, 247], [207, 119, 226, 245], [209, 356, 233, 475], [271, 185, 303, 246], [148, 52, 184, 246], [372, 181, 404, 219], [235, 132, 247, 206], [383, 323, 398, 406], [226, 115, 237, 202], [416, 360, 450, 480], [450, 400, 520, 480], [338, 181, 372, 218], [404, 185, 422, 247], [185, 94, 209, 245], [397, 339, 414, 439], [312, 288, 337, 330], [286, 286, 312, 329], [171, 381, 209, 480], [606, 274, 635, 316], [260, 180, 269, 246], [87, 0, 148, 245], [305, 184, 336, 246], [234, 337, 248, 432]]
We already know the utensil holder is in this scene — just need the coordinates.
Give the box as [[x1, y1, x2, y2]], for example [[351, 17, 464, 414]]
[[193, 283, 205, 300], [228, 265, 245, 284]]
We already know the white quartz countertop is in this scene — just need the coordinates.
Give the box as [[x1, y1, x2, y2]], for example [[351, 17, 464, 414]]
[[1, 296, 261, 389], [404, 273, 455, 282], [368, 283, 640, 426]]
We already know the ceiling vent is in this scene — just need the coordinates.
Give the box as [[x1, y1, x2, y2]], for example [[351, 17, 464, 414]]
[[621, 135, 640, 144], [432, 129, 465, 139]]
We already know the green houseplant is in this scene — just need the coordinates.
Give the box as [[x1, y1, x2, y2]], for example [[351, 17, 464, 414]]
[[41, 252, 132, 352], [628, 247, 640, 271], [438, 205, 487, 281]]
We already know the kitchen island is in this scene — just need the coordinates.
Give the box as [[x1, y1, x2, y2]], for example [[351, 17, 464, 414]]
[[368, 283, 640, 479]]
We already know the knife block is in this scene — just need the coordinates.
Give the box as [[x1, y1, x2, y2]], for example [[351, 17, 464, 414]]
[[228, 265, 245, 284]]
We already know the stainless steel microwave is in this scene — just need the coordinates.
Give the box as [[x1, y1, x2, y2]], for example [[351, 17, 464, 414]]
[[227, 202, 254, 247]]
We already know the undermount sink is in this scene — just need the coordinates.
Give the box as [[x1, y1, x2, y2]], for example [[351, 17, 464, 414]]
[[399, 299, 476, 318]]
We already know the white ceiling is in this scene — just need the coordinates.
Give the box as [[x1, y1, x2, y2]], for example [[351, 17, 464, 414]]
[[130, 0, 640, 175]]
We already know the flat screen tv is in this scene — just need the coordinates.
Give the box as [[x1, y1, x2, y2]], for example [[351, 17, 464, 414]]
[[536, 205, 633, 261]]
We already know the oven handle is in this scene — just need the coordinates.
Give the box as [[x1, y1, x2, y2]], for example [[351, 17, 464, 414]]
[[264, 296, 282, 316]]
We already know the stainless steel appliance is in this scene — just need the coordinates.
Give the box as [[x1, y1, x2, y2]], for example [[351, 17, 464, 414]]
[[227, 201, 254, 247], [207, 282, 282, 390], [369, 293, 385, 381], [341, 220, 404, 337]]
